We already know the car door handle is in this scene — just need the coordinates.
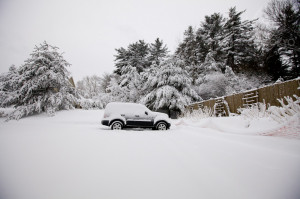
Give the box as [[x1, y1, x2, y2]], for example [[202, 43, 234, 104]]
[[135, 115, 139, 117], [121, 114, 125, 116]]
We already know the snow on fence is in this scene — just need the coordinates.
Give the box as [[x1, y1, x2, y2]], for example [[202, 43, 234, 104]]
[[187, 78, 300, 116]]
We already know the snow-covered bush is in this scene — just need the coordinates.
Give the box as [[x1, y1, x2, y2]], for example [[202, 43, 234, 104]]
[[181, 106, 214, 120], [196, 72, 228, 100], [238, 101, 269, 120], [77, 98, 103, 110], [238, 95, 300, 124], [268, 95, 300, 123], [1, 42, 76, 120], [0, 108, 15, 118], [194, 53, 231, 100]]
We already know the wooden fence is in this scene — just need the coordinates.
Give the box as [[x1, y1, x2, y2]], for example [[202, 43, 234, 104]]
[[187, 78, 300, 116]]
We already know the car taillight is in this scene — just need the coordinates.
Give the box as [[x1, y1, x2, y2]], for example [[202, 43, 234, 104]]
[[104, 114, 108, 118]]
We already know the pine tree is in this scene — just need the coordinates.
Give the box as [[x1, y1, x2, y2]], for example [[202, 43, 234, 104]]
[[264, 0, 300, 79], [119, 65, 142, 102], [114, 47, 130, 75], [149, 38, 169, 65], [264, 44, 285, 80], [176, 26, 198, 66], [127, 40, 150, 73], [222, 7, 258, 72], [139, 62, 160, 98], [105, 74, 128, 103], [0, 65, 20, 107], [141, 56, 200, 114], [199, 13, 225, 63], [3, 42, 76, 120], [99, 72, 113, 93], [114, 40, 151, 74]]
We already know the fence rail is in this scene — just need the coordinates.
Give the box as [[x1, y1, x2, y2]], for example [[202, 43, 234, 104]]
[[187, 78, 300, 116]]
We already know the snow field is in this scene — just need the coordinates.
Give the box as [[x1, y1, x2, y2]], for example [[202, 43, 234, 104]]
[[0, 110, 300, 199]]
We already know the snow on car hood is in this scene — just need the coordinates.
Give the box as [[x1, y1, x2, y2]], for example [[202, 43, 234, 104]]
[[153, 112, 171, 124]]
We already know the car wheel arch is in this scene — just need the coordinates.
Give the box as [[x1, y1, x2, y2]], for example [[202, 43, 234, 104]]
[[109, 119, 125, 127], [154, 121, 169, 130]]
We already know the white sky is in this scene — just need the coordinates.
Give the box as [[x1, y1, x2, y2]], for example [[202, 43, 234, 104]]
[[0, 0, 270, 82]]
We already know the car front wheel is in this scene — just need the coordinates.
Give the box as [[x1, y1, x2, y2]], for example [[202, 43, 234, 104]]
[[156, 122, 167, 130], [111, 121, 123, 130]]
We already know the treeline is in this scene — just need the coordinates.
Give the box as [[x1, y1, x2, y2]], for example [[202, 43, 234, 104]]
[[77, 0, 299, 114]]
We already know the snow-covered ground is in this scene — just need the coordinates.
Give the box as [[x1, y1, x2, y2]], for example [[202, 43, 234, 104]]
[[0, 110, 299, 199]]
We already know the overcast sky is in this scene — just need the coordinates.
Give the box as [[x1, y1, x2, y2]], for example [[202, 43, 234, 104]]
[[0, 0, 270, 82]]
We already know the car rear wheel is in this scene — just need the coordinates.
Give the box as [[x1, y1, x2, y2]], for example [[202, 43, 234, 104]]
[[111, 121, 123, 130], [156, 122, 167, 130]]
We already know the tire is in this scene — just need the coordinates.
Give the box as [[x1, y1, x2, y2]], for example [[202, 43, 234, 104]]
[[111, 121, 123, 130], [156, 122, 167, 130]]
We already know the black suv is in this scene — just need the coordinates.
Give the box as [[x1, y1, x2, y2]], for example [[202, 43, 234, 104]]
[[101, 102, 171, 130]]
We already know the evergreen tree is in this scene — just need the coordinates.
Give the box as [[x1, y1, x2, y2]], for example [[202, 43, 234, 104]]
[[99, 72, 114, 93], [2, 42, 76, 120], [149, 38, 169, 65], [141, 56, 200, 114], [175, 26, 198, 66], [105, 74, 128, 103], [114, 47, 129, 75], [199, 13, 225, 63], [222, 7, 258, 72], [264, 0, 300, 79], [0, 65, 20, 107], [127, 40, 150, 73], [119, 65, 142, 102], [114, 40, 151, 74], [264, 44, 285, 80], [140, 62, 160, 98]]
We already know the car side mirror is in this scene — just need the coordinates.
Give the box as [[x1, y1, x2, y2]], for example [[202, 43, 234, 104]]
[[145, 111, 148, 115]]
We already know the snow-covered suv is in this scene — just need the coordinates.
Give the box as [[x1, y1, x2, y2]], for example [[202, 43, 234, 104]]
[[101, 102, 171, 130]]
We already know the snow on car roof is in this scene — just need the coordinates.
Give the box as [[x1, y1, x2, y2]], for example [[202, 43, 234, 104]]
[[105, 102, 149, 114]]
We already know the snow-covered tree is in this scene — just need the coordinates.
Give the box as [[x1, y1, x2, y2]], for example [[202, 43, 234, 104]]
[[127, 40, 150, 73], [194, 52, 229, 99], [141, 56, 200, 114], [3, 42, 76, 120], [222, 7, 258, 72], [176, 26, 202, 83], [264, 0, 300, 79], [114, 47, 130, 75], [77, 98, 103, 110], [114, 40, 151, 75], [176, 26, 198, 66], [140, 62, 160, 95], [0, 65, 20, 107], [199, 13, 225, 63], [76, 75, 102, 99], [105, 74, 128, 103], [149, 38, 169, 65], [119, 65, 143, 102], [194, 52, 271, 99], [99, 73, 114, 93]]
